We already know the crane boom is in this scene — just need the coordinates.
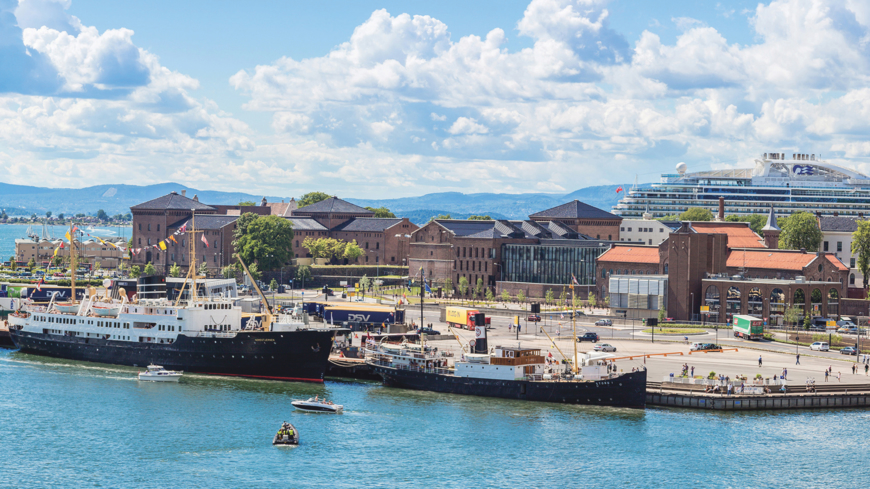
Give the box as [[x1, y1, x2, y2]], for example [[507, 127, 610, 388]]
[[236, 254, 274, 331]]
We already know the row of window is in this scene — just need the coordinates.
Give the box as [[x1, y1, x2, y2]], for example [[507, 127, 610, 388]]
[[457, 261, 488, 272], [621, 227, 664, 233], [822, 241, 844, 252]]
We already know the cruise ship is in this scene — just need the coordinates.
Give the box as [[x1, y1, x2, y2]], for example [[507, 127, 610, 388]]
[[613, 152, 870, 218]]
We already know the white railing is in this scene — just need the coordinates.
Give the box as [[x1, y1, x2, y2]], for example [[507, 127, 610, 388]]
[[663, 376, 785, 386], [191, 332, 237, 338]]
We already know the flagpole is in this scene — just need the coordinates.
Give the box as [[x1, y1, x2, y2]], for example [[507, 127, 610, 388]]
[[571, 280, 578, 375], [69, 222, 76, 305], [420, 268, 424, 334]]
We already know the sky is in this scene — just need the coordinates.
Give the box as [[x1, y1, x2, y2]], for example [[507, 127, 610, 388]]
[[0, 0, 869, 199]]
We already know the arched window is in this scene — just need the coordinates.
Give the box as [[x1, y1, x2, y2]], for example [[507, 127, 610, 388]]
[[850, 273, 855, 285], [748, 287, 762, 315], [705, 285, 720, 322], [828, 288, 839, 317], [726, 286, 741, 317]]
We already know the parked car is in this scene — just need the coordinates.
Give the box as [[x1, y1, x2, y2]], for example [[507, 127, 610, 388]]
[[810, 341, 830, 351], [527, 315, 541, 322], [593, 343, 616, 352], [594, 319, 612, 326], [837, 326, 859, 334], [840, 346, 858, 355], [418, 328, 442, 336], [691, 343, 721, 351], [577, 332, 599, 343]]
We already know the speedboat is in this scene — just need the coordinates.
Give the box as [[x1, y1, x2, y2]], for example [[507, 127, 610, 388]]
[[138, 364, 183, 382], [273, 422, 299, 446], [291, 397, 343, 413]]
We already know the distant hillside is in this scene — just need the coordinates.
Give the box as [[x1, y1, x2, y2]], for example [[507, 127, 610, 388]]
[[0, 182, 636, 224]]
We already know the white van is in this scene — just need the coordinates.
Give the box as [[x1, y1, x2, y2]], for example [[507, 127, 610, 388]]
[[810, 342, 830, 351], [690, 343, 705, 351]]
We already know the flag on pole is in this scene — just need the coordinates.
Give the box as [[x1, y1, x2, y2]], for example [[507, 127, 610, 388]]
[[65, 231, 72, 242], [424, 280, 432, 294], [178, 221, 188, 234], [169, 235, 177, 244], [616, 186, 623, 193], [159, 241, 167, 251], [571, 274, 580, 287], [36, 277, 44, 292], [201, 234, 209, 248]]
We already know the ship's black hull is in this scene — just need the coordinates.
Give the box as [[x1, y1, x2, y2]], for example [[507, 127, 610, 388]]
[[373, 366, 647, 408], [11, 329, 335, 383]]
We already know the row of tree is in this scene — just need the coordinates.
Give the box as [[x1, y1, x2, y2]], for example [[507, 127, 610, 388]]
[[301, 237, 363, 261]]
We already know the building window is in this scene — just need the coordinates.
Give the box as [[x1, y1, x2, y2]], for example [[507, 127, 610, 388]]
[[157, 224, 160, 232], [850, 273, 855, 285], [851, 258, 856, 268], [837, 241, 842, 252], [823, 241, 829, 251], [376, 242, 380, 249], [608, 235, 612, 240], [138, 223, 141, 231], [620, 227, 624, 231], [391, 256, 395, 262], [147, 238, 151, 245], [138, 238, 141, 245], [628, 228, 632, 232], [148, 224, 151, 231]]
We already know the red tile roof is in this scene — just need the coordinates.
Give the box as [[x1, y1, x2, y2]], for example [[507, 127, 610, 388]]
[[827, 255, 848, 271], [691, 222, 766, 248], [727, 250, 816, 271], [597, 245, 660, 264]]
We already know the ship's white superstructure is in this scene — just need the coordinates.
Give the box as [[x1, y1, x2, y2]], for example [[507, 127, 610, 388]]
[[614, 153, 870, 218]]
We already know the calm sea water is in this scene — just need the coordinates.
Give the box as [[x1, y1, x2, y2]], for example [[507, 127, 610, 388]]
[[0, 224, 130, 259], [1, 348, 868, 488]]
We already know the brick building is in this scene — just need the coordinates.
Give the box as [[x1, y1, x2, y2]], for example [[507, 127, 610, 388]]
[[15, 237, 126, 268], [332, 218, 417, 266], [529, 200, 622, 240]]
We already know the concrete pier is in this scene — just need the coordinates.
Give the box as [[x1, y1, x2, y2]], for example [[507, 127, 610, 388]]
[[647, 391, 870, 410]]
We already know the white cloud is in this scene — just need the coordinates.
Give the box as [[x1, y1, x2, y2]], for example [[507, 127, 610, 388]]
[[448, 117, 488, 135]]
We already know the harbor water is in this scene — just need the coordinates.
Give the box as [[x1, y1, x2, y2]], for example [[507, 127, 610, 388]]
[[1, 348, 868, 488]]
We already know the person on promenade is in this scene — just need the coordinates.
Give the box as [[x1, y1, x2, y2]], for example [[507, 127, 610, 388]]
[[853, 364, 857, 375], [691, 366, 695, 378], [837, 371, 841, 382], [866, 364, 869, 376], [796, 353, 800, 365], [825, 370, 829, 382], [758, 356, 763, 367]]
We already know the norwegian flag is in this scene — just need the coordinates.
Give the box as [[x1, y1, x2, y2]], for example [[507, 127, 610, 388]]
[[201, 234, 209, 248]]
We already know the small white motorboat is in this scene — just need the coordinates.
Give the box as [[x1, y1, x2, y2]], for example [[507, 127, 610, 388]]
[[138, 364, 183, 382], [53, 303, 79, 314], [92, 305, 122, 317], [291, 397, 343, 413]]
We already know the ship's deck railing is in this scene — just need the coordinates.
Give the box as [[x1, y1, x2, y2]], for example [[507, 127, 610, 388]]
[[190, 332, 238, 338], [366, 358, 452, 375]]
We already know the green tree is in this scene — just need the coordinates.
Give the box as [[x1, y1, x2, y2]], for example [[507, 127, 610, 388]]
[[559, 287, 567, 305], [130, 265, 141, 278], [359, 275, 372, 299], [458, 276, 469, 300], [364, 206, 396, 218], [587, 292, 597, 308], [235, 215, 295, 270], [302, 237, 329, 259], [725, 214, 766, 235], [485, 288, 494, 302], [803, 314, 812, 331], [45, 211, 52, 218], [298, 192, 331, 208], [143, 262, 156, 276], [238, 201, 256, 206], [295, 265, 312, 286], [784, 304, 802, 329], [443, 277, 453, 296], [221, 265, 236, 279], [52, 255, 63, 268], [516, 289, 526, 304], [658, 302, 666, 321], [679, 207, 713, 221], [269, 278, 278, 291], [604, 295, 610, 309], [501, 289, 510, 302], [26, 258, 35, 271], [430, 214, 452, 221], [96, 209, 108, 220], [231, 212, 261, 248], [57, 213, 63, 220], [571, 291, 581, 310], [852, 220, 870, 289], [545, 288, 554, 305], [780, 212, 822, 251], [198, 261, 209, 277], [468, 215, 492, 220], [169, 262, 181, 278], [474, 278, 484, 303], [8, 256, 16, 271]]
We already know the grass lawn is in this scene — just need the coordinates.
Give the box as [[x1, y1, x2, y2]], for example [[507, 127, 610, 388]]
[[642, 328, 706, 335]]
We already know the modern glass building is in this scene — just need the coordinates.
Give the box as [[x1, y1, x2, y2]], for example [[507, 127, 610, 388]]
[[501, 242, 608, 285]]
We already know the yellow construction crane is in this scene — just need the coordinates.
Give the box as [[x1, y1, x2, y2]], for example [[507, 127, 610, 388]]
[[237, 254, 274, 332]]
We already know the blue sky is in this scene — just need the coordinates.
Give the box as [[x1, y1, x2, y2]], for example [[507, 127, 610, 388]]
[[0, 0, 868, 198]]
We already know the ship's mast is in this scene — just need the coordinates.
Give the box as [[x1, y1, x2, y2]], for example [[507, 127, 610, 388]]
[[571, 284, 578, 374], [69, 222, 77, 303], [190, 209, 198, 302]]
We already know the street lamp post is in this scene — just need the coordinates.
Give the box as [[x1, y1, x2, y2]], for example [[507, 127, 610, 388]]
[[690, 292, 695, 323]]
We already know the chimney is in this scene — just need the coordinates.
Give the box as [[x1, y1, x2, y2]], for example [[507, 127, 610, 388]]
[[800, 248, 806, 254], [193, 194, 199, 202], [717, 197, 725, 221], [181, 190, 186, 197]]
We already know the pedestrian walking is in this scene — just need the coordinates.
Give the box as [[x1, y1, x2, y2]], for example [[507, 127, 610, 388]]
[[838, 371, 841, 382], [691, 366, 695, 378], [865, 364, 869, 376], [825, 370, 829, 382], [784, 367, 788, 380], [853, 364, 857, 375], [796, 353, 800, 365], [758, 355, 763, 367]]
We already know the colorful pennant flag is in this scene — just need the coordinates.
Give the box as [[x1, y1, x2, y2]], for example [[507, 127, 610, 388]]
[[201, 234, 209, 248], [159, 241, 167, 251]]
